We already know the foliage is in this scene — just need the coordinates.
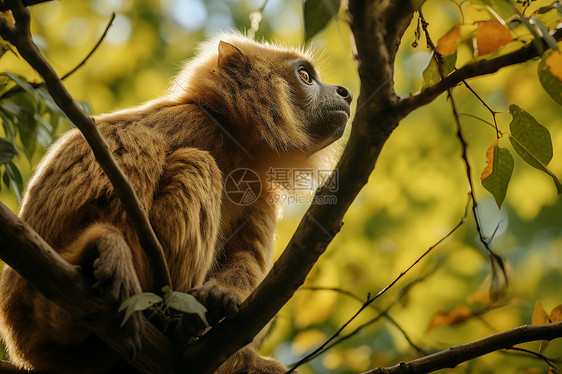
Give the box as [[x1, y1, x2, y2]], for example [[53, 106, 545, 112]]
[[1, 0, 562, 373], [0, 65, 68, 201], [119, 286, 208, 328]]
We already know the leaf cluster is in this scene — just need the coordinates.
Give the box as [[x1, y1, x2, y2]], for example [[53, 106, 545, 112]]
[[0, 47, 76, 200]]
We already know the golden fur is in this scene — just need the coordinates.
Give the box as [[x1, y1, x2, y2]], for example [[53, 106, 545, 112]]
[[0, 33, 352, 373]]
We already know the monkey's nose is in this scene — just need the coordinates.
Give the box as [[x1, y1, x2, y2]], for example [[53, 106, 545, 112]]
[[336, 85, 353, 104]]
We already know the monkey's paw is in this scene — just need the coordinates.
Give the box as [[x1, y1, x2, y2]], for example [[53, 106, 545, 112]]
[[91, 244, 143, 360], [189, 279, 242, 325]]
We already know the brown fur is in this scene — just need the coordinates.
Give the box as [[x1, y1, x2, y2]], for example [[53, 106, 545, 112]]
[[0, 33, 352, 373]]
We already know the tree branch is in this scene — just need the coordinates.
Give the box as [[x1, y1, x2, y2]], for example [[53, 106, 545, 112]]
[[362, 322, 562, 374], [396, 27, 562, 118], [0, 202, 177, 373], [181, 1, 415, 372], [0, 0, 171, 290], [0, 0, 49, 11]]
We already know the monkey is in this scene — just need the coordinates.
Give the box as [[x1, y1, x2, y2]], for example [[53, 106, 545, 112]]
[[0, 33, 352, 373]]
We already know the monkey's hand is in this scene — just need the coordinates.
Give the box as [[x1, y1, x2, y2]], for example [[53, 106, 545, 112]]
[[171, 280, 241, 344], [189, 279, 242, 326]]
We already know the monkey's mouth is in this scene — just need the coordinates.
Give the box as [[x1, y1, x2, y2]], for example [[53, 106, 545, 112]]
[[307, 114, 349, 154], [329, 107, 350, 135]]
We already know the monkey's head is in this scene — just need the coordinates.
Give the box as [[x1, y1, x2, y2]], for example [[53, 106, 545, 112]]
[[173, 33, 353, 156]]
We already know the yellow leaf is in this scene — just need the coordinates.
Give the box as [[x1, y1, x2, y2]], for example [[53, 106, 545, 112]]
[[427, 306, 472, 331], [546, 50, 562, 81], [532, 301, 550, 325], [437, 26, 461, 56], [475, 23, 512, 56], [549, 304, 562, 322], [481, 139, 499, 180]]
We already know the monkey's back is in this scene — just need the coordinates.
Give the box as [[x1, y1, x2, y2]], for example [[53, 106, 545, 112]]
[[20, 119, 167, 251]]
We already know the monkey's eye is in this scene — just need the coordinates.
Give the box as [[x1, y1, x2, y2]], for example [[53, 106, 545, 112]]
[[298, 67, 312, 84]]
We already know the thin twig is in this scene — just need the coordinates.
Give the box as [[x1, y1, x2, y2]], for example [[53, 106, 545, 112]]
[[296, 283, 429, 366], [506, 347, 561, 372], [0, 1, 171, 290], [1, 12, 114, 97], [417, 9, 507, 298], [300, 286, 427, 357], [247, 0, 269, 40], [462, 80, 501, 137], [287, 205, 468, 373], [447, 88, 508, 299], [60, 12, 115, 81], [459, 112, 498, 131]]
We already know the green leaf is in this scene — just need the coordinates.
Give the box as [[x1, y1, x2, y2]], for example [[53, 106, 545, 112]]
[[161, 285, 172, 293], [163, 290, 209, 327], [5, 162, 23, 202], [509, 105, 552, 166], [0, 101, 21, 117], [303, 0, 340, 42], [481, 141, 514, 207], [423, 52, 457, 87], [13, 94, 38, 161], [3, 73, 39, 99], [36, 86, 59, 113], [2, 170, 9, 190], [119, 292, 163, 327], [0, 109, 16, 141], [508, 104, 562, 194], [0, 138, 16, 164], [538, 50, 562, 106]]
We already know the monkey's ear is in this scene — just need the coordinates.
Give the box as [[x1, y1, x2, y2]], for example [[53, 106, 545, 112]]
[[217, 41, 246, 69]]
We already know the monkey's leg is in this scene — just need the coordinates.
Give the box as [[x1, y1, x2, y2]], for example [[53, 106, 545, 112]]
[[60, 223, 144, 356], [150, 148, 222, 292], [0, 223, 142, 373], [149, 148, 223, 338]]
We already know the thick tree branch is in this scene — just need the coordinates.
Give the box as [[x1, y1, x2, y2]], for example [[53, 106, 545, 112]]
[[0, 0, 49, 11], [396, 27, 562, 118], [181, 1, 414, 372], [0, 0, 171, 290], [0, 202, 177, 374], [362, 322, 562, 374]]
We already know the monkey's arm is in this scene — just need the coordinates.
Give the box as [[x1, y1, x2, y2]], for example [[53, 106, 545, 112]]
[[149, 148, 223, 292]]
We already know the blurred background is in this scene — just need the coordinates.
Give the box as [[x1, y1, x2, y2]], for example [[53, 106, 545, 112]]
[[1, 0, 562, 373]]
